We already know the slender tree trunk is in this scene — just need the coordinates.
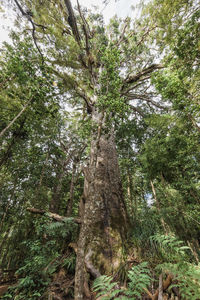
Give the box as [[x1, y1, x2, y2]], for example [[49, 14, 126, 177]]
[[187, 240, 199, 263], [150, 180, 169, 234], [158, 274, 163, 300], [127, 167, 136, 218], [0, 97, 32, 139], [0, 180, 17, 232], [74, 109, 128, 299], [66, 161, 76, 217], [0, 118, 26, 168], [49, 160, 67, 213]]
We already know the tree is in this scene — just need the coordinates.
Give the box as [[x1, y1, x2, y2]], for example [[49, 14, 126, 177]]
[[4, 1, 167, 298], [1, 0, 199, 299]]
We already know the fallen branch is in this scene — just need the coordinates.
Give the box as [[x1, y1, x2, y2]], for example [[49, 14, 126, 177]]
[[27, 207, 81, 224], [144, 274, 173, 300]]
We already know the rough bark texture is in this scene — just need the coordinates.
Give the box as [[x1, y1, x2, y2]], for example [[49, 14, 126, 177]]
[[75, 110, 128, 299]]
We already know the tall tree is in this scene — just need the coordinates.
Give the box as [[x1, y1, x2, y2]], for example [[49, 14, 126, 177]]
[[8, 1, 166, 298]]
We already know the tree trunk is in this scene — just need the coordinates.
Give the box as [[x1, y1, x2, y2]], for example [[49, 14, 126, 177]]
[[49, 159, 67, 213], [150, 180, 169, 235], [75, 109, 128, 299], [127, 167, 136, 218], [66, 161, 76, 217]]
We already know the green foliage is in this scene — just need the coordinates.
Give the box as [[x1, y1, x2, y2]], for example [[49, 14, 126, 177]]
[[62, 253, 76, 273], [151, 234, 191, 262], [0, 1, 200, 299], [1, 214, 78, 299], [44, 217, 78, 240], [97, 45, 128, 117], [125, 262, 151, 298], [153, 234, 200, 299], [93, 275, 122, 299], [93, 262, 151, 299]]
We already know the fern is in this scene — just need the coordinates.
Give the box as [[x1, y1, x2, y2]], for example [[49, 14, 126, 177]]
[[153, 234, 200, 299], [151, 233, 190, 262], [62, 254, 76, 273], [93, 262, 151, 299], [125, 262, 151, 299], [44, 217, 78, 239], [93, 275, 122, 300]]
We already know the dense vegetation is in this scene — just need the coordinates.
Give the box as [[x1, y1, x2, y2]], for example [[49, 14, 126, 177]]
[[0, 0, 199, 299]]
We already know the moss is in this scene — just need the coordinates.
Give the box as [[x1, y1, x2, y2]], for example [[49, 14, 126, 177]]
[[86, 226, 126, 275]]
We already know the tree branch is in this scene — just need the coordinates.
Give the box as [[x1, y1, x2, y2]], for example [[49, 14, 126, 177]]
[[116, 21, 128, 46], [64, 0, 81, 45], [128, 105, 145, 117], [126, 93, 168, 109], [27, 207, 81, 224], [0, 97, 33, 139], [144, 274, 173, 300], [13, 0, 44, 63], [124, 64, 163, 86], [75, 87, 93, 113]]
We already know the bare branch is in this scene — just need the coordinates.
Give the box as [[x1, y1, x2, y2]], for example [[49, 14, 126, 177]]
[[116, 21, 128, 46], [136, 25, 156, 47], [27, 207, 81, 224], [121, 76, 151, 95], [13, 0, 44, 63], [126, 93, 168, 109], [124, 64, 163, 86], [128, 105, 145, 117]]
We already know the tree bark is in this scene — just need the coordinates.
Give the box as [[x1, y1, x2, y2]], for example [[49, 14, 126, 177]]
[[74, 109, 128, 299]]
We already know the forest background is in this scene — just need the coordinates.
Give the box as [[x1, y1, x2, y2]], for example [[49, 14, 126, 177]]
[[0, 0, 200, 299]]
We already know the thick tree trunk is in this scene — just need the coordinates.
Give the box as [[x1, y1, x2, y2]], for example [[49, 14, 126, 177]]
[[75, 109, 128, 299]]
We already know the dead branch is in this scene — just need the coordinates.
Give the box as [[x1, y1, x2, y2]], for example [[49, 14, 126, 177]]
[[124, 64, 163, 86], [14, 0, 44, 63], [126, 93, 168, 109], [128, 105, 145, 117], [26, 207, 81, 224], [144, 274, 173, 300], [116, 21, 128, 46], [158, 274, 163, 300]]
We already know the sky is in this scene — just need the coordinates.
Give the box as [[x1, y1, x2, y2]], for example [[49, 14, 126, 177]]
[[0, 0, 142, 45]]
